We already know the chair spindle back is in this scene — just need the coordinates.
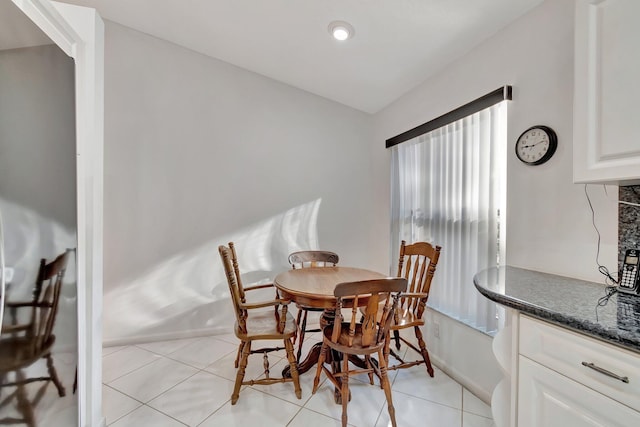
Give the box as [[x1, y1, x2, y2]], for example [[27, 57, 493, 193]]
[[396, 240, 441, 319], [219, 243, 248, 334], [332, 278, 407, 349], [25, 250, 71, 354], [288, 251, 339, 270]]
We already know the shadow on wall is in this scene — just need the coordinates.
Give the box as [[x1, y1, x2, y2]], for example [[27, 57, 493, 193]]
[[0, 197, 77, 351], [103, 199, 322, 344]]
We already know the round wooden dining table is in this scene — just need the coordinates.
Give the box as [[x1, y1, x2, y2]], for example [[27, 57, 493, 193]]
[[274, 266, 387, 378]]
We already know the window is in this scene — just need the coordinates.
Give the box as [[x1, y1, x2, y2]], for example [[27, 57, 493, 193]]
[[389, 96, 508, 334]]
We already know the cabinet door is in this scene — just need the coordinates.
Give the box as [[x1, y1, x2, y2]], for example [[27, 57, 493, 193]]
[[574, 0, 640, 184], [518, 357, 640, 427]]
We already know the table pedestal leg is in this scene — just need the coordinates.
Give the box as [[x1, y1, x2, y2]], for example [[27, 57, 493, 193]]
[[283, 308, 337, 378], [283, 310, 368, 404], [282, 341, 322, 377]]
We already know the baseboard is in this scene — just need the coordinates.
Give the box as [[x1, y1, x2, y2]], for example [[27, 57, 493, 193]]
[[102, 326, 229, 348], [431, 353, 492, 405]]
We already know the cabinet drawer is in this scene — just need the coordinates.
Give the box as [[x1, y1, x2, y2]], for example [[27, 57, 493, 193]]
[[519, 315, 640, 412]]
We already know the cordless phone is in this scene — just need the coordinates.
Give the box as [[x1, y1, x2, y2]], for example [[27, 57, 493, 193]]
[[618, 249, 640, 294]]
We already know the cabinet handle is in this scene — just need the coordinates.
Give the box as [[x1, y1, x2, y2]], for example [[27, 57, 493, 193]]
[[581, 362, 629, 383]]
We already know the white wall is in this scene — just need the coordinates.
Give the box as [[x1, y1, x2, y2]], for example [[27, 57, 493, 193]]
[[0, 44, 78, 350], [101, 0, 621, 401], [371, 0, 619, 400], [102, 22, 377, 343], [0, 45, 76, 231]]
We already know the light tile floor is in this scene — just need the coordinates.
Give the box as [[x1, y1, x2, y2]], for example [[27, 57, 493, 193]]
[[0, 330, 496, 426], [102, 332, 496, 427]]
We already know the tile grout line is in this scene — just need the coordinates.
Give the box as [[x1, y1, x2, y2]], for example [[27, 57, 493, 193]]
[[102, 383, 145, 425], [104, 338, 495, 426], [103, 352, 164, 385], [461, 386, 494, 420]]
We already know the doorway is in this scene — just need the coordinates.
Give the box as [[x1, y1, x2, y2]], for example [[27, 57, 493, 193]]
[[0, 1, 78, 425], [1, 1, 104, 426]]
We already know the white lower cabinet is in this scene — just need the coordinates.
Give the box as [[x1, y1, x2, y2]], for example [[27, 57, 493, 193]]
[[513, 315, 640, 427], [518, 356, 640, 427]]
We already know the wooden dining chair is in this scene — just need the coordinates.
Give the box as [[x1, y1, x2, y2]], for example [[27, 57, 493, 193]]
[[388, 240, 441, 377], [312, 277, 407, 427], [218, 242, 302, 404], [0, 249, 72, 427], [287, 250, 339, 362]]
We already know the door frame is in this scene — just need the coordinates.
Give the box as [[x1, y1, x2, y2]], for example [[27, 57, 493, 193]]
[[11, 1, 105, 426]]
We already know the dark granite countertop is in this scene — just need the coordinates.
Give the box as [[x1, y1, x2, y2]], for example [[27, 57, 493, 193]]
[[474, 266, 640, 355]]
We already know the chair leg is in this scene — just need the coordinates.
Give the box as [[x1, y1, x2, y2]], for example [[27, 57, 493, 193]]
[[364, 355, 374, 385], [378, 349, 397, 427], [15, 370, 36, 427], [232, 340, 251, 404], [383, 330, 392, 374], [235, 341, 245, 369], [294, 308, 303, 346], [393, 329, 401, 351], [415, 325, 434, 377], [340, 356, 349, 427], [45, 353, 65, 397], [73, 367, 77, 394], [0, 373, 13, 410], [296, 309, 308, 363], [312, 343, 327, 394], [284, 338, 302, 399]]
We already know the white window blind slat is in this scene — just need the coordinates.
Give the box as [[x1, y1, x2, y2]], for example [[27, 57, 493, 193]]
[[390, 102, 507, 334]]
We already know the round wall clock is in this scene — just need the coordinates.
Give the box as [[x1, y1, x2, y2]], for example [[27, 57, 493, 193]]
[[515, 125, 558, 165]]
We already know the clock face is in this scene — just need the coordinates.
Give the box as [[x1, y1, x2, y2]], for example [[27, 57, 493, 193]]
[[515, 126, 557, 165]]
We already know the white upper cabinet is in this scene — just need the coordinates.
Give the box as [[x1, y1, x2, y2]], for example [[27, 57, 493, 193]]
[[574, 0, 640, 184]]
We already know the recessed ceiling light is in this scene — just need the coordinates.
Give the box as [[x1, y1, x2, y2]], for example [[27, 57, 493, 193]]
[[328, 21, 354, 41]]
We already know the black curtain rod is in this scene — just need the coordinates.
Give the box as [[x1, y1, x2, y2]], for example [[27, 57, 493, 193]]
[[385, 85, 513, 148]]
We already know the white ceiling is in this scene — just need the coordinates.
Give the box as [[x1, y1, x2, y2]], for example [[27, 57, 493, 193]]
[[57, 0, 542, 113]]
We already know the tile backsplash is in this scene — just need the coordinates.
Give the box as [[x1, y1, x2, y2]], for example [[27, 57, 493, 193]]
[[619, 185, 640, 274]]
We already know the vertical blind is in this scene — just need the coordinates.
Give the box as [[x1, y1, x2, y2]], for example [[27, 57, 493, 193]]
[[390, 101, 507, 334]]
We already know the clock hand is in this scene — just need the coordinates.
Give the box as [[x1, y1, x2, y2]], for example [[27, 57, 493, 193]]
[[523, 140, 545, 149]]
